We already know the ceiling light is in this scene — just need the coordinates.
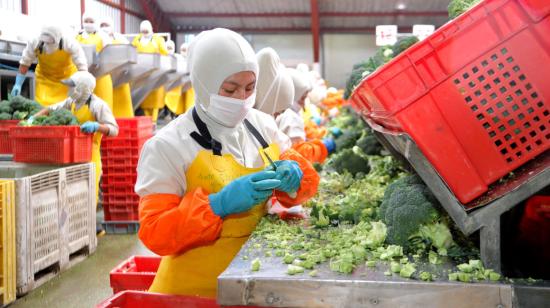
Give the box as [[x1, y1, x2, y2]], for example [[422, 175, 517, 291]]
[[396, 3, 406, 10]]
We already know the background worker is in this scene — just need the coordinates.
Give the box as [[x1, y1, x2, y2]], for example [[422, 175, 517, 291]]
[[135, 28, 319, 298], [99, 17, 133, 117], [76, 12, 114, 111], [12, 24, 88, 106], [132, 20, 168, 122], [32, 71, 118, 204]]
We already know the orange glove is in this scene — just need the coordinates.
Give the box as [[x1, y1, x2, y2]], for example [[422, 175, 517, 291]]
[[274, 148, 320, 207], [292, 139, 328, 164], [138, 188, 223, 256]]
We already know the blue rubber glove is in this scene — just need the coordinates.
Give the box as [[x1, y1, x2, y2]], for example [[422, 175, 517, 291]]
[[311, 116, 322, 126], [81, 121, 100, 133], [270, 160, 303, 193], [322, 137, 336, 154], [27, 116, 35, 125], [209, 171, 281, 218], [329, 127, 342, 137], [11, 73, 26, 97]]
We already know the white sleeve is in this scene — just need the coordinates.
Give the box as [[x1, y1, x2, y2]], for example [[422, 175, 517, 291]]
[[19, 38, 39, 67], [276, 110, 306, 142], [48, 99, 71, 112], [115, 34, 129, 44], [135, 135, 188, 197], [91, 96, 119, 136], [64, 37, 88, 71]]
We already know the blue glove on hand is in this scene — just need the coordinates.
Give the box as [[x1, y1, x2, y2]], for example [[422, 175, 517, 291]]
[[209, 171, 281, 218], [271, 160, 303, 193], [329, 127, 342, 137], [322, 137, 336, 154], [81, 121, 100, 133], [10, 73, 26, 97], [311, 116, 322, 126]]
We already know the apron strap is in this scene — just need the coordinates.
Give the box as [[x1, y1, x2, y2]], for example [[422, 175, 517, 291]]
[[190, 108, 223, 156], [36, 39, 63, 55], [243, 119, 269, 149]]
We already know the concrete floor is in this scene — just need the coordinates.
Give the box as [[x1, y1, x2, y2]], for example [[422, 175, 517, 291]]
[[11, 234, 155, 308]]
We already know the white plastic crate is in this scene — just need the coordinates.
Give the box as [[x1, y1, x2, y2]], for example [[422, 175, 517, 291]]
[[0, 162, 96, 295]]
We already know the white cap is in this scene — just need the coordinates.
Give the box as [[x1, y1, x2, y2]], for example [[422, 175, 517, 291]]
[[254, 47, 294, 115]]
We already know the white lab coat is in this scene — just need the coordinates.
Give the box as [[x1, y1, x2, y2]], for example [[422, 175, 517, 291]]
[[276, 108, 306, 142], [19, 35, 88, 70]]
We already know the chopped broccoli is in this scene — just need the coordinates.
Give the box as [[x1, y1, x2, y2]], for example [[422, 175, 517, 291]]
[[449, 273, 459, 281], [356, 134, 383, 156], [384, 270, 392, 276], [428, 251, 442, 265], [390, 261, 401, 273], [335, 130, 362, 151], [287, 265, 305, 275], [12, 110, 28, 120], [419, 271, 433, 281], [283, 254, 295, 264], [489, 272, 501, 281], [308, 270, 318, 277], [0, 101, 13, 114], [33, 109, 78, 126], [448, 0, 480, 19], [366, 260, 377, 268], [251, 258, 261, 271], [399, 263, 416, 278], [329, 147, 370, 176], [457, 272, 472, 283], [392, 36, 419, 56], [0, 113, 12, 120]]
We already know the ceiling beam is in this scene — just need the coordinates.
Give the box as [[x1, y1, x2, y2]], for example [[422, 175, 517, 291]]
[[96, 0, 145, 19], [310, 0, 320, 63], [167, 11, 448, 18], [176, 26, 414, 34], [137, 0, 173, 33]]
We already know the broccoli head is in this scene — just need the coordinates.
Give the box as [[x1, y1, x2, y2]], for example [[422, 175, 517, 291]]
[[335, 130, 362, 151], [329, 147, 370, 176], [12, 111, 28, 120], [448, 0, 480, 19], [0, 100, 13, 114], [392, 36, 419, 56], [356, 134, 383, 156], [0, 113, 12, 120]]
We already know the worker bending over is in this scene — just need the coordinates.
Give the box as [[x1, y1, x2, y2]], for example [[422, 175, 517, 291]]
[[13, 24, 87, 106], [76, 12, 114, 111], [136, 28, 319, 298], [132, 20, 168, 122], [33, 71, 118, 204]]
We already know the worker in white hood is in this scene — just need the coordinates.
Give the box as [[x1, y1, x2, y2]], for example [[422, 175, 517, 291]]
[[135, 28, 319, 299], [165, 39, 176, 54], [131, 20, 168, 54], [31, 71, 118, 204], [276, 68, 312, 142], [100, 17, 129, 45], [13, 24, 88, 106], [180, 42, 189, 58]]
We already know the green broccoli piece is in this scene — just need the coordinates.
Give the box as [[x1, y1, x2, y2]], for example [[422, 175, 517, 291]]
[[428, 251, 442, 265], [399, 263, 416, 278], [0, 100, 13, 114], [0, 113, 12, 120], [390, 261, 401, 273], [283, 254, 295, 264], [457, 263, 474, 273], [329, 147, 371, 176], [449, 273, 459, 281], [489, 272, 501, 281], [12, 110, 28, 120], [366, 260, 377, 268], [8, 95, 26, 111], [335, 130, 362, 151], [308, 270, 318, 277], [392, 36, 419, 56], [448, 0, 480, 19], [287, 265, 305, 275], [35, 109, 79, 126], [384, 270, 392, 276], [251, 258, 261, 271], [356, 134, 383, 156], [419, 271, 433, 281], [457, 272, 472, 283]]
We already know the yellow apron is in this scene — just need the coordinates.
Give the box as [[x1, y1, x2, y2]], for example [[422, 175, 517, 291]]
[[164, 85, 183, 115], [183, 88, 196, 113], [72, 103, 102, 205], [76, 33, 114, 111], [112, 83, 134, 118], [131, 35, 169, 55], [149, 115, 280, 298], [141, 86, 165, 122], [34, 48, 77, 107]]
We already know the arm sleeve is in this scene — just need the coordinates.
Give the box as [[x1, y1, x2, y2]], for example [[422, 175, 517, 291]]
[[156, 36, 169, 55], [19, 39, 38, 67], [276, 110, 306, 142], [274, 148, 320, 207], [92, 97, 119, 136], [65, 37, 88, 71], [48, 99, 71, 112], [292, 139, 328, 164], [138, 189, 223, 256]]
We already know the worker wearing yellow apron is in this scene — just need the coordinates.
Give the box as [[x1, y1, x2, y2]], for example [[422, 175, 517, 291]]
[[76, 12, 114, 111], [32, 71, 119, 204], [135, 29, 319, 298], [12, 24, 88, 106], [162, 40, 183, 118], [131, 20, 169, 122], [100, 17, 134, 118]]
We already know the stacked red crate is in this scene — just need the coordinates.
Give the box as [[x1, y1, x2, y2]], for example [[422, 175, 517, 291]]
[[101, 117, 153, 222]]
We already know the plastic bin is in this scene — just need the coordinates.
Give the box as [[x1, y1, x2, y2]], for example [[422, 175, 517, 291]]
[[102, 174, 137, 186], [101, 156, 139, 169], [102, 221, 140, 234], [101, 136, 151, 150], [0, 120, 20, 154], [10, 126, 93, 164], [0, 180, 16, 305], [110, 256, 161, 294], [115, 117, 154, 139], [101, 184, 135, 195], [103, 201, 139, 221], [351, 0, 550, 203], [101, 147, 140, 158]]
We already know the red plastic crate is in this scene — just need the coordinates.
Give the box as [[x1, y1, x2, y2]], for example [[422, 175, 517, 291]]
[[101, 156, 139, 168], [351, 0, 550, 203], [0, 120, 20, 154], [103, 165, 136, 176], [101, 184, 135, 195], [101, 147, 140, 158], [116, 117, 154, 139], [103, 201, 139, 221], [110, 256, 161, 293], [103, 192, 139, 204], [96, 291, 255, 308], [10, 126, 93, 164], [101, 136, 151, 150], [102, 173, 137, 186]]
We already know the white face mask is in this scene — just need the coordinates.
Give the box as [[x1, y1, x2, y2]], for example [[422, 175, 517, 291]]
[[68, 84, 92, 109], [84, 22, 96, 33], [101, 26, 112, 35], [206, 93, 256, 127], [40, 34, 55, 44]]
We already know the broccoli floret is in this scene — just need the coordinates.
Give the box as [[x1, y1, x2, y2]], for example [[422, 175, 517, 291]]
[[251, 258, 261, 271], [0, 100, 13, 114], [399, 263, 416, 278], [379, 175, 450, 250], [356, 134, 383, 155], [0, 113, 12, 120], [335, 130, 362, 151], [12, 110, 28, 120], [419, 271, 433, 281], [448, 0, 480, 19], [36, 109, 79, 126], [329, 147, 371, 176], [392, 36, 419, 56]]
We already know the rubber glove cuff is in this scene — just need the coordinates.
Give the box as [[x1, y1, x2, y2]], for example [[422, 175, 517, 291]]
[[311, 116, 322, 126], [15, 73, 26, 86], [329, 127, 342, 137], [81, 121, 100, 133], [322, 137, 336, 154], [208, 193, 226, 218]]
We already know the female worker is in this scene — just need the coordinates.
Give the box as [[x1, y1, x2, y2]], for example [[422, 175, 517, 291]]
[[99, 17, 134, 117], [255, 48, 334, 164], [32, 71, 118, 203], [12, 24, 88, 106], [76, 12, 114, 111], [135, 28, 319, 298], [132, 20, 168, 122]]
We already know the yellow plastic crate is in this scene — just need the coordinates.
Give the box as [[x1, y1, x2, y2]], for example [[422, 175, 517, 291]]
[[0, 180, 15, 306]]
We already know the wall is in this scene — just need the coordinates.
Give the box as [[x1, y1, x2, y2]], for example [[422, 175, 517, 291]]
[[85, 0, 122, 33], [322, 34, 377, 88], [247, 34, 313, 68], [0, 0, 20, 13]]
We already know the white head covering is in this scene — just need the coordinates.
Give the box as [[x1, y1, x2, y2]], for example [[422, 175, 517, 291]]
[[81, 12, 98, 34], [180, 42, 189, 57], [254, 48, 294, 116], [166, 39, 175, 54], [100, 17, 114, 35], [140, 20, 153, 36], [40, 24, 63, 45], [287, 68, 312, 103], [296, 63, 309, 74], [62, 71, 96, 108], [188, 28, 258, 109]]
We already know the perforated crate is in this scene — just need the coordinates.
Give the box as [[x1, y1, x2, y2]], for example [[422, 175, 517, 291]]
[[102, 174, 137, 186], [115, 117, 154, 139], [97, 291, 222, 308], [101, 136, 151, 150], [110, 256, 161, 294], [0, 163, 97, 295], [351, 0, 550, 203], [101, 184, 135, 195], [101, 147, 140, 158], [0, 120, 20, 154], [101, 156, 139, 169], [0, 180, 16, 306], [103, 202, 139, 221]]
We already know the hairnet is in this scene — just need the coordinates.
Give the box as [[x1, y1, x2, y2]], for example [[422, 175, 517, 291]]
[[254, 47, 294, 115], [188, 28, 258, 109]]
